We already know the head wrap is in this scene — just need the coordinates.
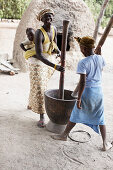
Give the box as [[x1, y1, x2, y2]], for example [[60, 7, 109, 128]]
[[74, 36, 95, 48], [37, 9, 54, 21]]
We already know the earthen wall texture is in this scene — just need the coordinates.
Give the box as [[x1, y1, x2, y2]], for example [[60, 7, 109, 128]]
[[13, 0, 95, 71]]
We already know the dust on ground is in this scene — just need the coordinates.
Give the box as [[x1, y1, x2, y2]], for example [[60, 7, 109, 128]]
[[0, 21, 113, 170]]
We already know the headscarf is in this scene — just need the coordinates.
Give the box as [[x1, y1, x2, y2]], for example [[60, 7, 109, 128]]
[[37, 9, 54, 21], [74, 36, 95, 48]]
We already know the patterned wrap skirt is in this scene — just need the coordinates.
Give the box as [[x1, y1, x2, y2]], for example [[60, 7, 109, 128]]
[[70, 86, 105, 134], [28, 55, 59, 114]]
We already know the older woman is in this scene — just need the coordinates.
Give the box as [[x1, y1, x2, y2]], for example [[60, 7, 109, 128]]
[[52, 36, 113, 151], [27, 9, 64, 127]]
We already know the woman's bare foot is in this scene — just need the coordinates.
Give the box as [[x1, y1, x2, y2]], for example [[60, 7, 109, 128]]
[[27, 105, 32, 110], [37, 120, 46, 128], [51, 134, 67, 141], [102, 142, 113, 151]]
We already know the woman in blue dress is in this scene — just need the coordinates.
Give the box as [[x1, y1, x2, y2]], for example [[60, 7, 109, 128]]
[[52, 36, 113, 151]]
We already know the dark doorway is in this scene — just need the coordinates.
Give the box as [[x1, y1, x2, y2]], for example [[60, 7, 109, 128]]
[[57, 33, 70, 51]]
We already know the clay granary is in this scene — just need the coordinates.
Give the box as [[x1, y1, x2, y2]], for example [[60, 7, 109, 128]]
[[13, 0, 95, 71]]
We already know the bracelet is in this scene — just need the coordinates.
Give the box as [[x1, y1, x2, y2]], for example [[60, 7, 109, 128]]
[[54, 64, 57, 70]]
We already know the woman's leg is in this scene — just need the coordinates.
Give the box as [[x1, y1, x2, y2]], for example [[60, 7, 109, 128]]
[[99, 125, 112, 151], [51, 121, 76, 141], [99, 125, 106, 144], [37, 113, 45, 128]]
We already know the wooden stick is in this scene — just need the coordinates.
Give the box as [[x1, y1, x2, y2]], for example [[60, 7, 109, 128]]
[[96, 14, 113, 49], [59, 20, 69, 99], [93, 0, 110, 41]]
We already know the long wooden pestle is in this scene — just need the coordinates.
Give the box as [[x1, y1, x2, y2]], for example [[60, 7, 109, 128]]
[[59, 20, 70, 99], [95, 14, 113, 52]]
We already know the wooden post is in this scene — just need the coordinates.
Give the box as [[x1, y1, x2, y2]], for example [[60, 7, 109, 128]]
[[96, 15, 113, 49], [59, 20, 69, 99]]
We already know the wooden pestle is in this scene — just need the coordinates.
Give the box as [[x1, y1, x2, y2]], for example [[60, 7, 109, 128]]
[[59, 20, 70, 99], [95, 14, 113, 51]]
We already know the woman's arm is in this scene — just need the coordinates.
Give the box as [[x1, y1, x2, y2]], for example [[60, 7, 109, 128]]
[[77, 74, 86, 109], [94, 45, 101, 55], [35, 29, 64, 72], [71, 81, 80, 97]]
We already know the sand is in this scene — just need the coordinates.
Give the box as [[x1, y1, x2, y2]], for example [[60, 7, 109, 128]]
[[0, 21, 113, 170]]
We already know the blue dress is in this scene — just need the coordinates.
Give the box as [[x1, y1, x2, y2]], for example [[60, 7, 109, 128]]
[[70, 54, 106, 134]]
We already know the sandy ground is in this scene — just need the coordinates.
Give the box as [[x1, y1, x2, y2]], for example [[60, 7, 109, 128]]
[[0, 21, 113, 170], [0, 70, 113, 170]]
